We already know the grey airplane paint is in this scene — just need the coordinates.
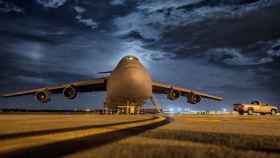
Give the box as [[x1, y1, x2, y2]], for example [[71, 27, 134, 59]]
[[1, 55, 223, 112]]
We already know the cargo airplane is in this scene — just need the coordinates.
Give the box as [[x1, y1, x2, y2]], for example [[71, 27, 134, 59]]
[[1, 55, 223, 113]]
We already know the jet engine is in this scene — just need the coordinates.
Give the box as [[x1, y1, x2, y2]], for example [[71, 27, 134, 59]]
[[187, 93, 201, 104], [167, 89, 180, 100], [35, 90, 50, 103], [63, 86, 77, 99]]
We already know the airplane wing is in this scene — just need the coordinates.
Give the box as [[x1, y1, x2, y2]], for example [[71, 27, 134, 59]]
[[152, 81, 223, 102], [1, 78, 107, 97]]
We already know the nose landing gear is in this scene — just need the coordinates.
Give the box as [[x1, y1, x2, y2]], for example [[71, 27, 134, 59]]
[[116, 101, 141, 115], [104, 100, 141, 115]]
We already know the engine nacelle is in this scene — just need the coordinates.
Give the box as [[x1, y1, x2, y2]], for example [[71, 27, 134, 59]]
[[63, 86, 77, 99], [187, 93, 201, 104], [167, 89, 180, 100], [35, 90, 50, 103]]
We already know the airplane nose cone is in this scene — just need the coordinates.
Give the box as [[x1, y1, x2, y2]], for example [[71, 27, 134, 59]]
[[107, 65, 152, 99]]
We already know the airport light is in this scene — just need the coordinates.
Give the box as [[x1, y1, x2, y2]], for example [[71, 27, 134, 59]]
[[222, 108, 227, 112], [177, 107, 182, 112]]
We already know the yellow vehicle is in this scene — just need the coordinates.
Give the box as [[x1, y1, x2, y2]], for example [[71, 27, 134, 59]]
[[233, 100, 278, 115]]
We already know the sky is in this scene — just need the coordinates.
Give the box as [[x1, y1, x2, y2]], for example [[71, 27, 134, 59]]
[[0, 0, 279, 111]]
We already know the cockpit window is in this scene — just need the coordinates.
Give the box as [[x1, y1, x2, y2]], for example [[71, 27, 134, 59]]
[[126, 56, 138, 61], [251, 101, 259, 105]]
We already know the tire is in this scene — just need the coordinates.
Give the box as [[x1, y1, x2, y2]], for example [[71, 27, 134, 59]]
[[238, 111, 244, 115], [271, 109, 277, 115], [248, 109, 253, 115]]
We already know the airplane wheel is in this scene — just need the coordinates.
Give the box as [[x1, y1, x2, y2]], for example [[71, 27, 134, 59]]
[[248, 109, 253, 115], [238, 111, 244, 115], [271, 109, 277, 115]]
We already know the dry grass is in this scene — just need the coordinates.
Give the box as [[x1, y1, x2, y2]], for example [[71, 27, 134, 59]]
[[66, 115, 280, 158], [0, 113, 159, 157], [1, 114, 280, 158], [0, 113, 151, 135]]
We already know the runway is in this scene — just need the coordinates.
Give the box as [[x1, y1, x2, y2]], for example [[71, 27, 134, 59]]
[[0, 113, 169, 158]]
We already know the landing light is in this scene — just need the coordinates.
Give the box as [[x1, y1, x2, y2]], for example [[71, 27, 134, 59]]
[[128, 56, 134, 60], [126, 56, 137, 61]]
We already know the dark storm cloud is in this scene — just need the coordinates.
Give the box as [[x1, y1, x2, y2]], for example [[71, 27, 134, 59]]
[[0, 30, 58, 44], [113, 1, 280, 64], [114, 0, 280, 61], [159, 5, 280, 58], [0, 43, 95, 92], [0, 4, 105, 92]]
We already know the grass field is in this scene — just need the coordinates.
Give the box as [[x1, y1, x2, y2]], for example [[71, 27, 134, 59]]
[[1, 113, 280, 158], [0, 113, 152, 135], [66, 115, 280, 158], [0, 113, 162, 158]]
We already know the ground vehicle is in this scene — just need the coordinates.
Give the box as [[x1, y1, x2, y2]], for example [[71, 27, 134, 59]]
[[233, 100, 278, 115]]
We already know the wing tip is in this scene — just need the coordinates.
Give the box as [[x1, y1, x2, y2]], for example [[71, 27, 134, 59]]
[[0, 94, 7, 97], [1, 94, 12, 97], [0, 92, 21, 97], [0, 92, 6, 97], [216, 96, 223, 101]]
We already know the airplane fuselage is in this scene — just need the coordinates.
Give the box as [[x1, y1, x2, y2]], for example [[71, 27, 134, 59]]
[[105, 56, 152, 109]]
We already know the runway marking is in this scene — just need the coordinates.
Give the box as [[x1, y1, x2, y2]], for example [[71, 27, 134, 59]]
[[0, 115, 169, 158]]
